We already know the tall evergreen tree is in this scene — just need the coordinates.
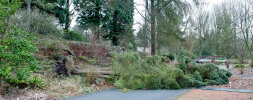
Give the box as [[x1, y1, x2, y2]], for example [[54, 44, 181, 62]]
[[147, 0, 190, 55], [104, 0, 134, 46], [75, 0, 108, 43], [56, 0, 71, 30]]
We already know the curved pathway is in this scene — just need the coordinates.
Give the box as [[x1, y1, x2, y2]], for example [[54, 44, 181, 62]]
[[62, 88, 190, 100]]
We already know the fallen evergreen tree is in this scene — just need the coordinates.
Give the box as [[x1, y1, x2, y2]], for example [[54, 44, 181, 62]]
[[111, 52, 232, 89]]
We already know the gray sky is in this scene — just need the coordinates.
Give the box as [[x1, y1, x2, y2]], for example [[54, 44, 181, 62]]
[[133, 0, 225, 34]]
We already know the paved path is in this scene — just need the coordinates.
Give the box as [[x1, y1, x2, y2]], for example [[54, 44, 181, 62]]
[[62, 88, 190, 100], [199, 87, 253, 93]]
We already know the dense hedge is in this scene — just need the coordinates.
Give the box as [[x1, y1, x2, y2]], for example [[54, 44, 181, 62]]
[[63, 30, 85, 41], [112, 52, 232, 90]]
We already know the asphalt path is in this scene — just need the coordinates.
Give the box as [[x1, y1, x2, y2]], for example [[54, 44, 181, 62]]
[[62, 88, 190, 100]]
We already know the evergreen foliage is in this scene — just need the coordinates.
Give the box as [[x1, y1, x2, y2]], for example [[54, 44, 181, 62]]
[[112, 52, 232, 90], [0, 26, 43, 88], [74, 0, 135, 47], [0, 0, 22, 28], [55, 0, 71, 30], [13, 9, 62, 36], [75, 0, 107, 28], [20, 0, 72, 30], [63, 30, 85, 41], [103, 0, 134, 46], [0, 0, 43, 88]]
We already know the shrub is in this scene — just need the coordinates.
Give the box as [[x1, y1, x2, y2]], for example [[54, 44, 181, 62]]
[[235, 64, 246, 75], [250, 62, 253, 68], [164, 54, 175, 61], [49, 53, 63, 60], [184, 50, 197, 59], [12, 9, 63, 36], [29, 76, 44, 89], [63, 30, 85, 41], [234, 64, 246, 69], [0, 27, 42, 88], [185, 56, 192, 64]]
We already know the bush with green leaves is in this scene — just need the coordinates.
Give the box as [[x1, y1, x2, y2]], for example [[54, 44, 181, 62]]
[[112, 52, 232, 90], [0, 0, 43, 89], [184, 50, 197, 59], [12, 8, 63, 36], [234, 64, 246, 75], [250, 62, 253, 68], [63, 30, 85, 41], [163, 54, 175, 61], [234, 64, 246, 69], [0, 27, 43, 88]]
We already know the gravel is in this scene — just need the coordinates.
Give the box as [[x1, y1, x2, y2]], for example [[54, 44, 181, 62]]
[[176, 89, 253, 100]]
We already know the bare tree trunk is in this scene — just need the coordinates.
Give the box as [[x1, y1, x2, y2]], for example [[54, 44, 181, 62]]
[[27, 0, 31, 12], [71, 69, 112, 75], [27, 0, 31, 32], [91, 0, 101, 44], [156, 0, 162, 55], [64, 0, 70, 30], [151, 0, 156, 55], [143, 0, 148, 53], [92, 26, 100, 43]]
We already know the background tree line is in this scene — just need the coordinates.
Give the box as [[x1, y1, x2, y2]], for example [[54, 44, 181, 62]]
[[6, 0, 253, 62], [136, 0, 253, 63], [17, 0, 135, 48]]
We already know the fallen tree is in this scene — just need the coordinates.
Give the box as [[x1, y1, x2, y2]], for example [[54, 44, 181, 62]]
[[71, 68, 113, 75]]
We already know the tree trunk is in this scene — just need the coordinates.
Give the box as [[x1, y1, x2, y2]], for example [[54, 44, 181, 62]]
[[143, 0, 148, 53], [26, 0, 31, 32], [91, 0, 101, 43], [92, 26, 100, 43], [27, 0, 31, 12], [64, 0, 70, 30], [151, 0, 156, 55], [71, 68, 112, 75], [156, 0, 162, 55]]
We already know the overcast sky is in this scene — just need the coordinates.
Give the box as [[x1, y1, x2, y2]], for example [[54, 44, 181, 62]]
[[133, 0, 225, 34]]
